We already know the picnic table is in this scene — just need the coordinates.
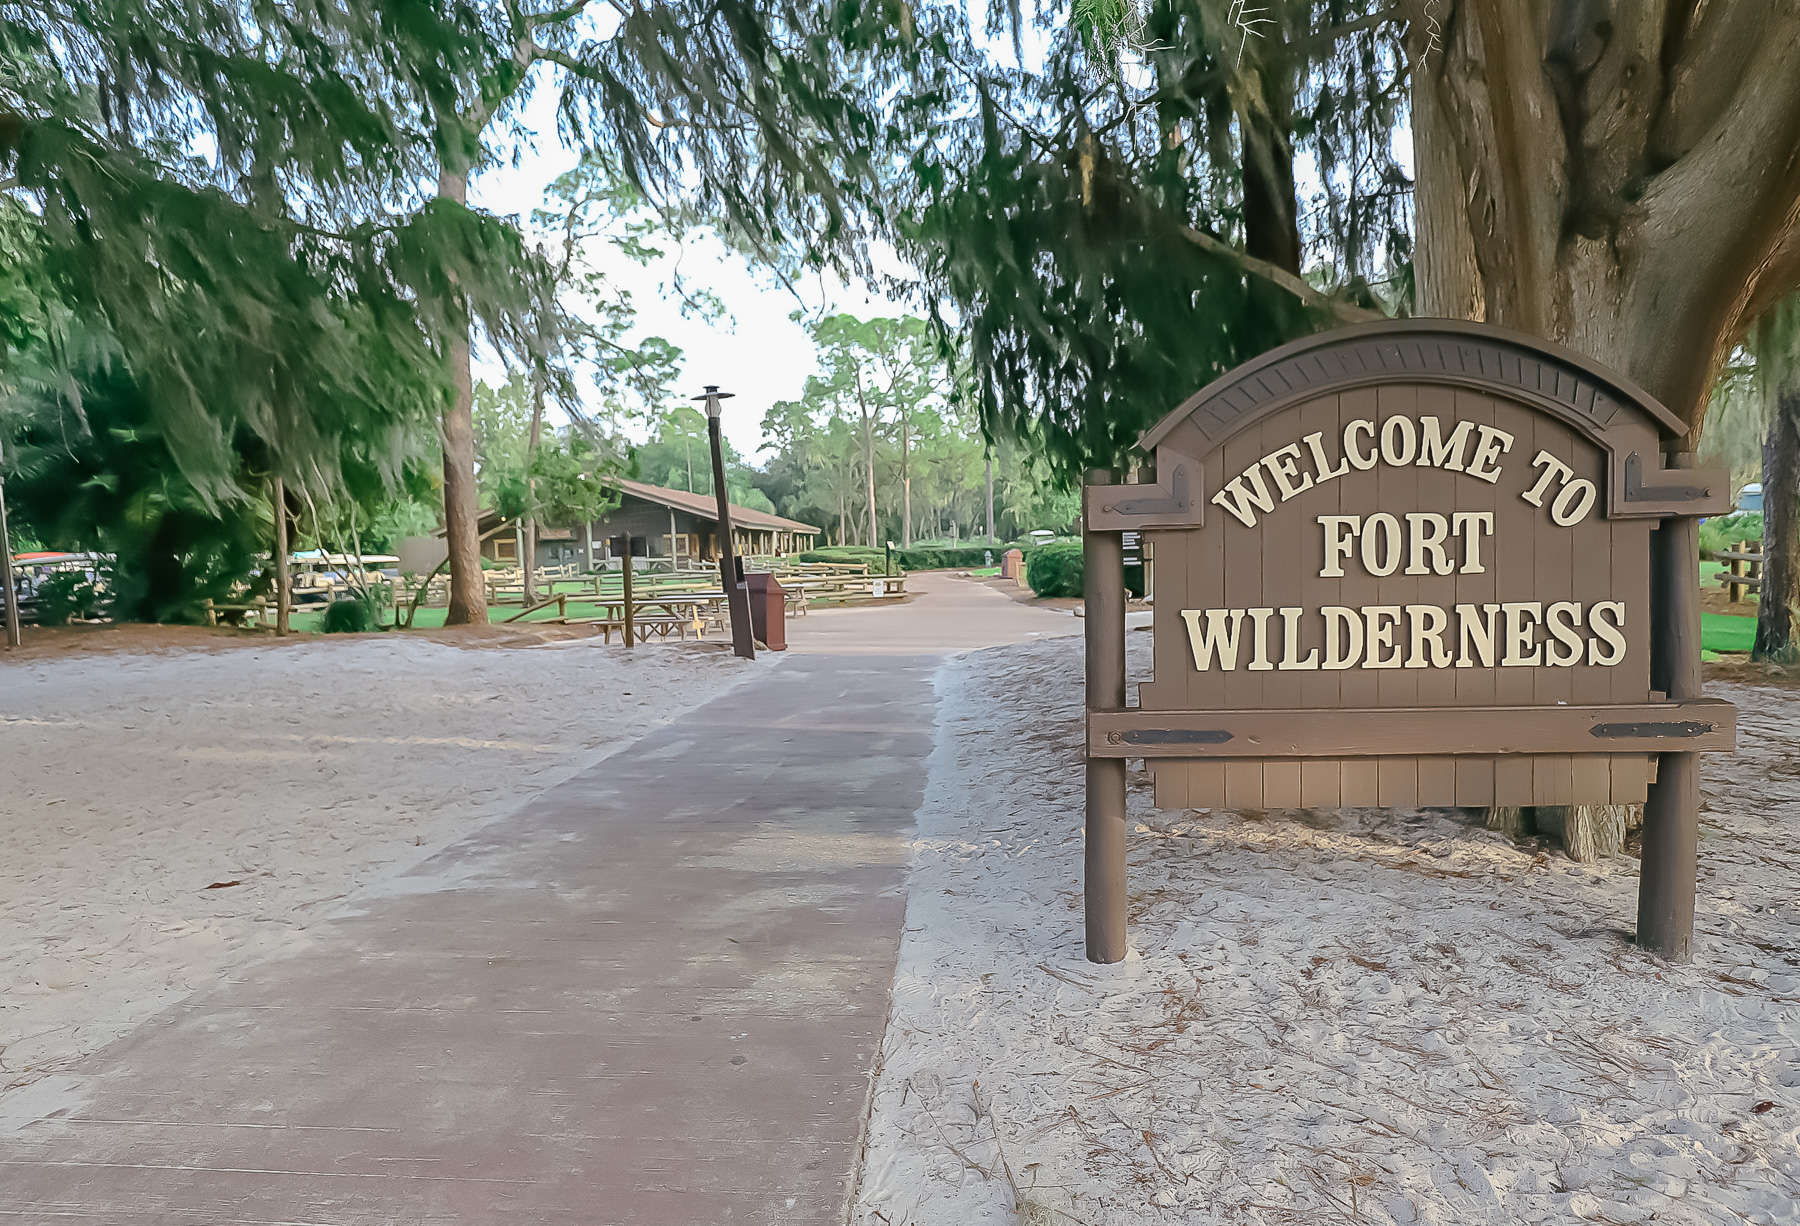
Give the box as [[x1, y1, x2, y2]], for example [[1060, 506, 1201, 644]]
[[564, 591, 730, 642]]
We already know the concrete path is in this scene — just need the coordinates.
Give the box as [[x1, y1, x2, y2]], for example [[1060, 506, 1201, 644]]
[[0, 573, 1073, 1225]]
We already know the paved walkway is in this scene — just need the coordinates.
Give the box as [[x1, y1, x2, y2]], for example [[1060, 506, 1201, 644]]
[[0, 573, 1073, 1225]]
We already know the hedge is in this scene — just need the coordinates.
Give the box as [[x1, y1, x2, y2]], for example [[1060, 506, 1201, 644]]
[[797, 546, 898, 573], [1025, 540, 1147, 600], [896, 545, 997, 570], [1025, 541, 1083, 597], [322, 596, 381, 633]]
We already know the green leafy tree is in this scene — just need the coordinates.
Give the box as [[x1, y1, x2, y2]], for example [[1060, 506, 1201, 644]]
[[632, 405, 769, 510], [2, 343, 267, 623], [3, 1, 556, 631]]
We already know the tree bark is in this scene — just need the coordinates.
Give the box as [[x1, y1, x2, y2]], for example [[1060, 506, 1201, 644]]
[[437, 166, 488, 626], [521, 365, 548, 606], [1419, 0, 1800, 430], [272, 475, 291, 637], [0, 455, 21, 649], [900, 409, 912, 548], [855, 371, 879, 548], [986, 453, 995, 543], [1405, 2, 1800, 861], [1410, 39, 1484, 320], [1754, 374, 1800, 662]]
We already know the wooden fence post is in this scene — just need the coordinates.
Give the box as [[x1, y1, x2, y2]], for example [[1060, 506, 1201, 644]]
[[1640, 453, 1702, 961], [1084, 468, 1129, 963]]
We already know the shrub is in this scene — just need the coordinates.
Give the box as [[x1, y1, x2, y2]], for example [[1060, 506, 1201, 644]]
[[896, 545, 994, 570], [1699, 511, 1762, 558], [321, 596, 379, 633], [34, 572, 103, 626], [798, 546, 898, 573], [1026, 541, 1084, 597], [1024, 541, 1146, 599]]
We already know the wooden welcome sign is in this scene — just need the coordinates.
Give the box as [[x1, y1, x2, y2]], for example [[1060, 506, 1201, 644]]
[[1081, 321, 1735, 964]]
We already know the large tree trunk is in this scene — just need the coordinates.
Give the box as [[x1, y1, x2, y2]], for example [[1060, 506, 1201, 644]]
[[862, 416, 878, 548], [521, 368, 548, 606], [1410, 1, 1800, 862], [437, 165, 488, 626], [1754, 327, 1800, 662], [900, 411, 912, 548], [272, 475, 291, 637], [1410, 44, 1483, 320], [985, 454, 995, 542], [1419, 1, 1800, 432]]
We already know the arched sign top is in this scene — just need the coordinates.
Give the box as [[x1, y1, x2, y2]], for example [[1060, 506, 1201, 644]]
[[1100, 319, 1725, 528], [1140, 318, 1687, 455]]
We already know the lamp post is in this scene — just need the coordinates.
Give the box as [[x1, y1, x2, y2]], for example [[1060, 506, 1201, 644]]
[[692, 385, 756, 660]]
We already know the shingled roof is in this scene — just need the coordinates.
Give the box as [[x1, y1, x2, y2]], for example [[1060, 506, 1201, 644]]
[[611, 477, 820, 535]]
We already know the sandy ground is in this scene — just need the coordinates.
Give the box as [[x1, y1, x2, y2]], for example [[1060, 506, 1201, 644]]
[[855, 634, 1799, 1226], [0, 634, 772, 1095]]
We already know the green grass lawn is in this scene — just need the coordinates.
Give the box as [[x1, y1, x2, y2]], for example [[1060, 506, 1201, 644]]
[[1703, 611, 1756, 654], [1700, 558, 1758, 653], [289, 597, 638, 634]]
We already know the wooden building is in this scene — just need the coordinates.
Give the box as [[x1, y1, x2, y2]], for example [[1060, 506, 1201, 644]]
[[400, 478, 820, 573]]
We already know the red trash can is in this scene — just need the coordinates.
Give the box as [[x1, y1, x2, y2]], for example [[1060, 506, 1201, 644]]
[[744, 572, 787, 651]]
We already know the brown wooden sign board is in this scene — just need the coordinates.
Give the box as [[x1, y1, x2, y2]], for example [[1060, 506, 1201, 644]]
[[1081, 320, 1735, 965]]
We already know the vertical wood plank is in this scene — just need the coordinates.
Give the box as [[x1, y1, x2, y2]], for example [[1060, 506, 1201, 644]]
[[1225, 759, 1266, 811], [1340, 759, 1380, 806], [1152, 761, 1189, 811], [1298, 394, 1343, 717], [1337, 387, 1381, 710], [1220, 423, 1265, 714], [1378, 756, 1421, 808], [1300, 758, 1341, 808], [1263, 760, 1302, 809], [1414, 383, 1460, 713], [1494, 756, 1535, 807], [1187, 760, 1226, 808], [1454, 756, 1496, 807], [1572, 755, 1613, 804], [1417, 756, 1459, 806], [1495, 401, 1539, 707], [1453, 390, 1499, 710]]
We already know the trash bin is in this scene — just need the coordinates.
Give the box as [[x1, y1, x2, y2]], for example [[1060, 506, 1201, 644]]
[[1001, 548, 1025, 585], [745, 572, 787, 651]]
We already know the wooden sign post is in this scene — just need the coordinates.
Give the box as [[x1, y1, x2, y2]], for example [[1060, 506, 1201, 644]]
[[1083, 321, 1735, 964]]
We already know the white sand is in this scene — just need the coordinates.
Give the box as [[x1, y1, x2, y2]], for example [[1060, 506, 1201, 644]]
[[0, 634, 771, 1096], [855, 635, 1800, 1225]]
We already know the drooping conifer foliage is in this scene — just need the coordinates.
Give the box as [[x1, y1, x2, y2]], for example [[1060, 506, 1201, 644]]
[[1, 1, 552, 503], [878, 0, 1411, 477]]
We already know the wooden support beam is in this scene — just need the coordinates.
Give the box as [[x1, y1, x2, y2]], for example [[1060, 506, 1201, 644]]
[[1088, 700, 1736, 759], [1083, 469, 1128, 965], [1641, 462, 1705, 961]]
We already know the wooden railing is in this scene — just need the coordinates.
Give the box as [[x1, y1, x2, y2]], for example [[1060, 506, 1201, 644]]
[[1717, 539, 1763, 604]]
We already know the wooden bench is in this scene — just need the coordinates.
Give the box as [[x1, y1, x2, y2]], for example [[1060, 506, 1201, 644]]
[[1717, 539, 1763, 604]]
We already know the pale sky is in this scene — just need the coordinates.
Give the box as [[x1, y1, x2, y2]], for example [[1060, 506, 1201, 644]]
[[467, 84, 908, 460]]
